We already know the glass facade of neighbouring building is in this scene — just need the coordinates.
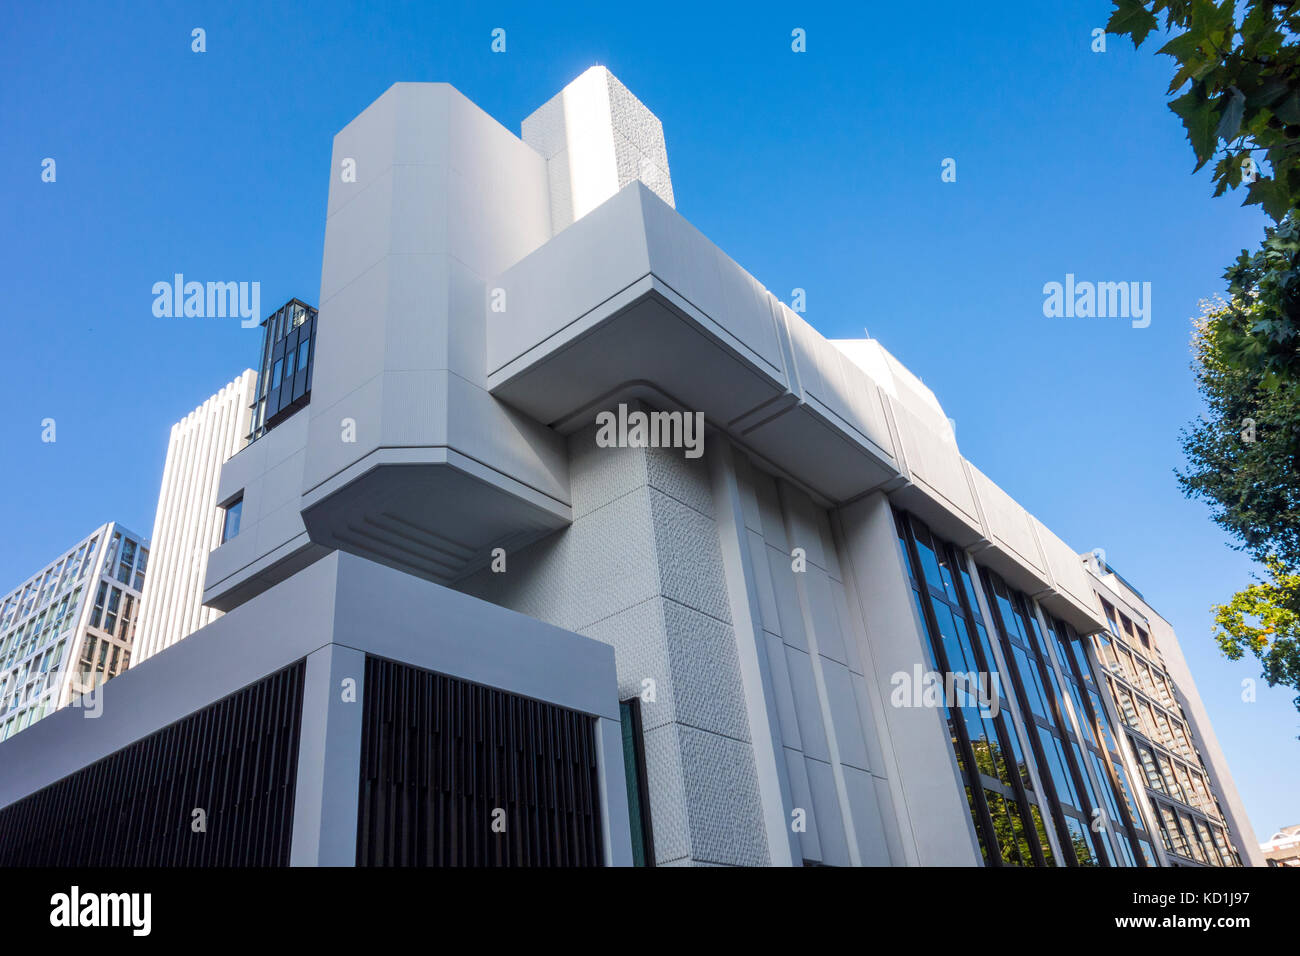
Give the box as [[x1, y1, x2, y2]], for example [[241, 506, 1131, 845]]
[[894, 509, 1155, 867], [0, 523, 148, 741], [1091, 596, 1242, 866]]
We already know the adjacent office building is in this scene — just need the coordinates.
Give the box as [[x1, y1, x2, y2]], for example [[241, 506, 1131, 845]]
[[0, 523, 148, 742], [1084, 555, 1256, 867], [133, 370, 257, 663], [0, 68, 1265, 867], [1260, 824, 1300, 866], [135, 298, 320, 662]]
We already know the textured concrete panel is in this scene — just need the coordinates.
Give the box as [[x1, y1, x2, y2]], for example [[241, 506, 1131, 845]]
[[662, 600, 749, 742], [580, 598, 673, 732], [649, 488, 731, 624], [676, 725, 768, 866], [522, 66, 674, 232]]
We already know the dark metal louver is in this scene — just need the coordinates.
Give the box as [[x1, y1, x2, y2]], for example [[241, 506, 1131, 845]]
[[356, 656, 603, 866], [0, 662, 305, 866]]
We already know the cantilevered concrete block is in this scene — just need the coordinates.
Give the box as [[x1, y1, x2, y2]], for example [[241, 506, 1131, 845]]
[[523, 66, 675, 232], [300, 82, 571, 585]]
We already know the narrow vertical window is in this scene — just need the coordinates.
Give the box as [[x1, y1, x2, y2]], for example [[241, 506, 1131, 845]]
[[619, 698, 655, 867]]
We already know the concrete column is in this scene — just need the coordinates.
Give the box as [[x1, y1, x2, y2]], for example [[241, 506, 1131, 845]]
[[290, 642, 366, 866], [706, 439, 799, 866]]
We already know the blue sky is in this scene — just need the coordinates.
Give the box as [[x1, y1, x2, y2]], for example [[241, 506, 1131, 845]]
[[1, 1, 1295, 839]]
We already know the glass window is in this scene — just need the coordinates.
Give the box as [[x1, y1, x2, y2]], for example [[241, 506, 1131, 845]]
[[89, 581, 107, 629], [911, 525, 946, 595], [1194, 818, 1221, 866], [619, 699, 654, 867], [1137, 744, 1163, 791], [134, 547, 148, 591], [222, 497, 243, 543], [1158, 754, 1185, 803], [116, 538, 137, 585], [297, 339, 310, 377], [897, 513, 1048, 866], [103, 587, 121, 635], [1065, 817, 1098, 866], [119, 594, 134, 641], [984, 789, 1031, 866], [271, 358, 283, 391], [1180, 812, 1207, 863], [1037, 725, 1078, 808]]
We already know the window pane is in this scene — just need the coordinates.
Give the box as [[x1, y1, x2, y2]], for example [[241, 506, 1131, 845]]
[[222, 498, 243, 543]]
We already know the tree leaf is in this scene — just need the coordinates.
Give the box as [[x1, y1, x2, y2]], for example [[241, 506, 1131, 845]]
[[1171, 86, 1220, 167], [1107, 0, 1160, 46], [1245, 177, 1291, 222], [1275, 91, 1300, 126]]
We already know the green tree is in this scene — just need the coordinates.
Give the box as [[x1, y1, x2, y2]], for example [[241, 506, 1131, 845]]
[[1108, 1, 1300, 378], [1111, 1, 1300, 716], [1177, 295, 1300, 569], [1107, 0, 1300, 221], [1211, 558, 1300, 712]]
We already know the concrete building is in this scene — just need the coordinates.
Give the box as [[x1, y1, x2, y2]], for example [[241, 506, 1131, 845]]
[[0, 67, 1263, 867], [0, 523, 148, 742], [1083, 554, 1263, 866], [1261, 824, 1300, 866], [133, 371, 257, 664]]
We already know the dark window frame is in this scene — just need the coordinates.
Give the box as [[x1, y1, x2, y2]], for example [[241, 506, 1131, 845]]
[[619, 697, 656, 867]]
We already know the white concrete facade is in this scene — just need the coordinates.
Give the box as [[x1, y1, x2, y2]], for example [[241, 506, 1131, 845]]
[[133, 370, 256, 663], [522, 66, 675, 232], [192, 70, 1258, 866], [0, 68, 1263, 868]]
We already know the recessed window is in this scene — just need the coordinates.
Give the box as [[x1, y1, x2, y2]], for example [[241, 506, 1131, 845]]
[[619, 698, 655, 867], [270, 358, 284, 391], [222, 496, 243, 543]]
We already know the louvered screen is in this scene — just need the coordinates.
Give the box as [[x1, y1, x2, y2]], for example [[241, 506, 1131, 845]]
[[0, 661, 305, 866], [356, 655, 603, 866]]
